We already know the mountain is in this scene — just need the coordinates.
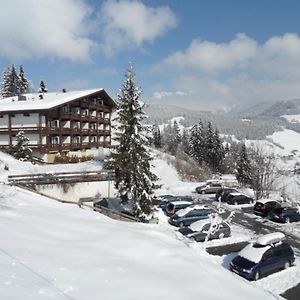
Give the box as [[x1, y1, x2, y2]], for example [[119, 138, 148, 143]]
[[227, 98, 300, 118], [144, 102, 296, 140]]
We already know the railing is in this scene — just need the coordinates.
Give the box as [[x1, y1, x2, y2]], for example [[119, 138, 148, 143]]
[[8, 170, 115, 185]]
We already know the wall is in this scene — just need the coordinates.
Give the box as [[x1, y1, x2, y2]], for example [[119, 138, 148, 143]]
[[11, 113, 39, 128], [35, 180, 117, 202]]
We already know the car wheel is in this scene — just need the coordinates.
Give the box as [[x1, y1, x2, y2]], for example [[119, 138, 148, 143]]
[[283, 261, 290, 270], [201, 190, 205, 195], [234, 201, 238, 206], [179, 222, 184, 228], [286, 217, 290, 223], [253, 271, 260, 281]]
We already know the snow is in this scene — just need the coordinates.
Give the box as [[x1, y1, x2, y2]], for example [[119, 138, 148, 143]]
[[0, 89, 105, 112], [256, 232, 286, 246], [0, 150, 298, 299], [176, 204, 209, 217], [281, 114, 300, 123], [189, 219, 210, 231], [239, 243, 271, 263], [267, 129, 300, 155]]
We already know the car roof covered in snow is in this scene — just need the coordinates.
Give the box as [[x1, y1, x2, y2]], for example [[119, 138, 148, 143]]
[[176, 204, 211, 217], [189, 219, 210, 231], [256, 232, 286, 246], [256, 199, 280, 204]]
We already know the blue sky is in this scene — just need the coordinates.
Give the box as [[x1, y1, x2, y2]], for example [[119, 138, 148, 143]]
[[2, 0, 300, 111]]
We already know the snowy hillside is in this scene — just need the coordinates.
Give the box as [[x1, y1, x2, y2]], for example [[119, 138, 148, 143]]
[[0, 153, 288, 300]]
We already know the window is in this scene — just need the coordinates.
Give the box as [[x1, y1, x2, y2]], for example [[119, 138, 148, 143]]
[[11, 114, 15, 118], [0, 115, 3, 118], [23, 113, 30, 117]]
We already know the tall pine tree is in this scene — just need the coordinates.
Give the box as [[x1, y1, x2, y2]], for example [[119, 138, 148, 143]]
[[111, 65, 158, 220], [18, 65, 30, 94], [1, 64, 20, 98], [237, 143, 252, 185]]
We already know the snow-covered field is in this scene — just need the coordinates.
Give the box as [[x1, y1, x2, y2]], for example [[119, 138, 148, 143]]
[[0, 151, 300, 299]]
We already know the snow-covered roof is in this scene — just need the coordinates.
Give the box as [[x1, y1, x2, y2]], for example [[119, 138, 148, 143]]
[[169, 200, 192, 206], [0, 89, 116, 112], [229, 192, 247, 197], [176, 204, 210, 217], [239, 243, 270, 263], [189, 219, 210, 231], [256, 199, 280, 204], [256, 232, 286, 246]]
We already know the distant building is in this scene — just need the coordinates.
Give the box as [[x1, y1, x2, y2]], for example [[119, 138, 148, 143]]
[[0, 89, 116, 162]]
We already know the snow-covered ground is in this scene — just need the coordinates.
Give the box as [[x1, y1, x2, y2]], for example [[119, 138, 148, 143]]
[[0, 151, 300, 299], [281, 114, 300, 123]]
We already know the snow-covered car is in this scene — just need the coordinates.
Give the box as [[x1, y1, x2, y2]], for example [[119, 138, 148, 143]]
[[168, 205, 215, 227], [159, 195, 194, 211], [165, 200, 193, 217], [226, 193, 254, 205], [230, 232, 295, 281], [253, 199, 282, 217], [179, 219, 231, 242]]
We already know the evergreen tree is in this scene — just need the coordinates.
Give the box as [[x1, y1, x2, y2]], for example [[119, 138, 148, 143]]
[[237, 143, 252, 185], [189, 119, 204, 163], [167, 120, 181, 155], [18, 65, 30, 94], [39, 80, 48, 93], [12, 131, 32, 161], [152, 122, 162, 148], [111, 65, 158, 220], [179, 129, 190, 154], [1, 64, 20, 98]]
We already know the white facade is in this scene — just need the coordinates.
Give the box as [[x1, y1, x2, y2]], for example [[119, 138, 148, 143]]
[[11, 113, 40, 128]]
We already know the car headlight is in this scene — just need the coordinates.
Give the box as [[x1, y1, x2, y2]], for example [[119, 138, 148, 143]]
[[241, 268, 252, 273]]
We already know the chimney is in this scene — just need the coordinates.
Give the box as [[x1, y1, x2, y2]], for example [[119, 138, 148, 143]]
[[62, 88, 66, 93], [18, 95, 27, 101]]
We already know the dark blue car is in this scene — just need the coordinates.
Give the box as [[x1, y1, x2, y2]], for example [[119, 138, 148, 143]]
[[230, 232, 295, 281], [269, 207, 300, 223]]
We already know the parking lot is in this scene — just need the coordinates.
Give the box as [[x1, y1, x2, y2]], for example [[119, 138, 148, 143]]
[[158, 193, 300, 300]]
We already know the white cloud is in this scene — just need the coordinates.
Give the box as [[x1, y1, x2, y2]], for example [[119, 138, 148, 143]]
[[0, 0, 95, 61], [163, 34, 258, 74], [155, 33, 300, 110], [99, 0, 178, 55], [153, 91, 189, 100]]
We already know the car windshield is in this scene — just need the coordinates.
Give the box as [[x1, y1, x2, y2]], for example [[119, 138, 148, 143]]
[[234, 256, 256, 269]]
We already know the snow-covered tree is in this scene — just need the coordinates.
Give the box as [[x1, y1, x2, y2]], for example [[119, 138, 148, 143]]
[[18, 65, 30, 94], [189, 119, 204, 163], [12, 131, 32, 161], [237, 143, 252, 186], [111, 64, 158, 220], [152, 122, 162, 149], [39, 80, 48, 93], [1, 64, 20, 98]]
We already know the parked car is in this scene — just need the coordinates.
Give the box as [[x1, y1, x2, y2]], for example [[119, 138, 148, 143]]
[[165, 200, 193, 217], [230, 232, 295, 281], [196, 182, 223, 194], [215, 187, 239, 202], [226, 192, 254, 205], [269, 207, 300, 223], [253, 199, 281, 217], [179, 219, 231, 242], [159, 195, 193, 211], [168, 205, 215, 227]]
